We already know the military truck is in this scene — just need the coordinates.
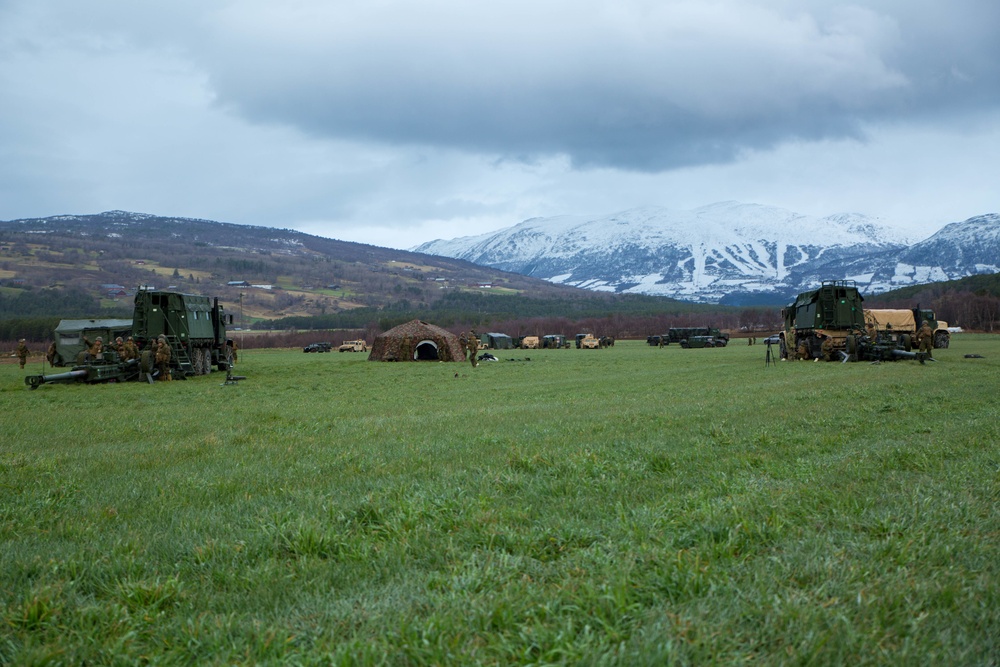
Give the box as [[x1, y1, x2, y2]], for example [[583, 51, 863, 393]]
[[863, 308, 950, 350], [780, 280, 864, 360], [577, 334, 601, 349], [131, 287, 234, 376], [338, 340, 367, 352], [680, 335, 724, 348], [541, 334, 568, 349], [51, 318, 133, 366], [664, 327, 729, 346], [478, 332, 514, 350], [520, 336, 540, 349], [781, 281, 937, 363]]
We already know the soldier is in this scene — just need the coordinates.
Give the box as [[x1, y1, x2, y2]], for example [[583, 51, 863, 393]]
[[231, 339, 239, 363], [83, 335, 103, 361], [114, 337, 125, 358], [796, 331, 810, 361], [461, 330, 479, 367], [154, 335, 172, 381], [916, 320, 934, 358], [820, 333, 835, 362], [16, 339, 29, 369], [46, 341, 57, 367], [121, 336, 138, 362]]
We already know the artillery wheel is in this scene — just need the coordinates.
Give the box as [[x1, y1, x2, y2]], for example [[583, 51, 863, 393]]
[[900, 334, 912, 352]]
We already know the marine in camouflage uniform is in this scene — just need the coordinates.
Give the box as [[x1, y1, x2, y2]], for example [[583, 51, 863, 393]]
[[916, 321, 934, 358], [121, 336, 138, 362], [16, 339, 29, 369], [796, 330, 809, 361], [154, 336, 172, 381], [83, 336, 104, 360], [114, 337, 125, 358], [460, 330, 479, 367], [820, 334, 835, 361], [46, 341, 57, 367]]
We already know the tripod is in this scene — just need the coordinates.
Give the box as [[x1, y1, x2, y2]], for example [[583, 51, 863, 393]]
[[765, 341, 776, 368]]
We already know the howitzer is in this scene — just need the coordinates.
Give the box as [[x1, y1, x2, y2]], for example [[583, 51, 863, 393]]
[[25, 357, 145, 389], [851, 340, 935, 364]]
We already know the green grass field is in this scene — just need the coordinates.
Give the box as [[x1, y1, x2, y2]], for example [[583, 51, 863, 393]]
[[1, 337, 997, 665]]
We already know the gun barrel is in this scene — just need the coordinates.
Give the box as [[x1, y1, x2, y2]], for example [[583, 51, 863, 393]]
[[25, 369, 88, 389], [890, 349, 918, 359]]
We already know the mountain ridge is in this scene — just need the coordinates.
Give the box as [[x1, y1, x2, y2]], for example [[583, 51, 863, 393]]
[[414, 203, 999, 304]]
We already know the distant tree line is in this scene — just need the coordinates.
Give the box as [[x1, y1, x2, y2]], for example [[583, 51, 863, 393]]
[[869, 274, 1000, 332]]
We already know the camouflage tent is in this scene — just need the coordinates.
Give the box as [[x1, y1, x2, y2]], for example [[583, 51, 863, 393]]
[[367, 319, 465, 362]]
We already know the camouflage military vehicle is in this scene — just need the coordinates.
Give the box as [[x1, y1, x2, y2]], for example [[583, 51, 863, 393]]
[[680, 335, 724, 348], [520, 336, 540, 349], [131, 287, 234, 376], [863, 308, 950, 350], [665, 327, 729, 347], [541, 334, 568, 349], [338, 340, 367, 352], [578, 334, 600, 349], [780, 280, 864, 360]]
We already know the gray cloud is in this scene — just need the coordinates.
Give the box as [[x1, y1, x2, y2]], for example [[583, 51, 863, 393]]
[[183, 0, 999, 171], [0, 0, 997, 248]]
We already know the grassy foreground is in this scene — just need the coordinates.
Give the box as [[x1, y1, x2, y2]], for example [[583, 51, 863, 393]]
[[1, 336, 997, 665]]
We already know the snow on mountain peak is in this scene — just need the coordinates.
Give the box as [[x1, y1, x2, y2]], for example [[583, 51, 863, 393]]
[[413, 202, 991, 304]]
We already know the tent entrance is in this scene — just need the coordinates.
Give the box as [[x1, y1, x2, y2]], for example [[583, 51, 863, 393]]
[[414, 340, 439, 360]]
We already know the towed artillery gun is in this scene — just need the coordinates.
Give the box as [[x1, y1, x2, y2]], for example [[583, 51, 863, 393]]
[[26, 351, 147, 389], [26, 287, 236, 388]]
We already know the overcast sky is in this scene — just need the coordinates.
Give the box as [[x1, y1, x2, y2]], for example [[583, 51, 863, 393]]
[[1, 1, 997, 249]]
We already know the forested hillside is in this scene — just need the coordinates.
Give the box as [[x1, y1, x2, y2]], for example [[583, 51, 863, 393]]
[[2, 212, 996, 343]]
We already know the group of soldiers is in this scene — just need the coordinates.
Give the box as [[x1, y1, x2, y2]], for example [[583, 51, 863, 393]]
[[458, 330, 480, 367], [787, 330, 837, 362], [83, 334, 173, 380], [11, 333, 174, 381]]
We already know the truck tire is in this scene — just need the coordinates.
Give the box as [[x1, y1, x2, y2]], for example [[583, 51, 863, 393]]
[[935, 332, 950, 349], [845, 335, 858, 361]]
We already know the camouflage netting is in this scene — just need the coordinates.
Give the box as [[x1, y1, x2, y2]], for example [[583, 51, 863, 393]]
[[367, 319, 465, 362]]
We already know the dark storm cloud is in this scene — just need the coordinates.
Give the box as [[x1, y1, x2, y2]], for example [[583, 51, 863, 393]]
[[193, 0, 999, 171]]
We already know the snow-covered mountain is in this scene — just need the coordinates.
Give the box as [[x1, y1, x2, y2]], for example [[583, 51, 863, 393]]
[[413, 203, 999, 304]]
